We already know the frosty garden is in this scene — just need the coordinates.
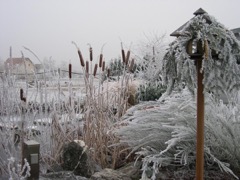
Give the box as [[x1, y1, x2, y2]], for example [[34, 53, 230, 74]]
[[1, 8, 240, 180]]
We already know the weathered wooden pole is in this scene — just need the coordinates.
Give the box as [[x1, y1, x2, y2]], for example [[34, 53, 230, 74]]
[[196, 58, 204, 180]]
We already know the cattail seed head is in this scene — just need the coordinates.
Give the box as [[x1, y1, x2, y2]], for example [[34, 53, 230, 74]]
[[78, 49, 85, 67], [93, 64, 98, 76], [125, 50, 130, 65], [20, 88, 26, 102], [69, 63, 72, 79], [107, 68, 110, 78], [86, 61, 89, 74], [121, 49, 126, 63], [99, 54, 103, 67], [20, 88, 24, 99], [102, 61, 105, 71], [129, 58, 135, 72], [89, 47, 93, 61]]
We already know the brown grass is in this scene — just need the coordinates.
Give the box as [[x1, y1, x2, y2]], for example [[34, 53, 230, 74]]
[[75, 44, 135, 169]]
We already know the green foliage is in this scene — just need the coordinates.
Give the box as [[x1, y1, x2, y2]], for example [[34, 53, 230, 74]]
[[137, 82, 166, 101], [109, 58, 124, 76], [108, 58, 138, 78]]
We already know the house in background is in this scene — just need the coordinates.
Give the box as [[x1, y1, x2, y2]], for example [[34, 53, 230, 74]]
[[35, 63, 44, 73], [232, 28, 240, 41], [4, 57, 35, 80]]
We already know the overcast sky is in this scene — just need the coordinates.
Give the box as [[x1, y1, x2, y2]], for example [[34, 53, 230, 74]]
[[0, 0, 239, 69]]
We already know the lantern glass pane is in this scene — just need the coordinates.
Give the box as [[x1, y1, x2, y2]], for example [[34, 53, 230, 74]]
[[192, 39, 198, 54]]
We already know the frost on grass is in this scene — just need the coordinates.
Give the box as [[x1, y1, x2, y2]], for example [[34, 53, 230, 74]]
[[115, 89, 240, 179]]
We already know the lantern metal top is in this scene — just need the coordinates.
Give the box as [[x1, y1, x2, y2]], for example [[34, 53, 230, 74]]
[[170, 8, 208, 37], [193, 8, 207, 16]]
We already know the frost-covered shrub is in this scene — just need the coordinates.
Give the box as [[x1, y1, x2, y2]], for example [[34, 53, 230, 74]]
[[115, 89, 240, 179], [135, 32, 166, 83], [163, 11, 240, 97], [109, 58, 125, 77]]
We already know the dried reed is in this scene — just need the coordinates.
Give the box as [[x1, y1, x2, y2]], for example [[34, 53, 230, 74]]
[[89, 46, 93, 61], [99, 54, 103, 68], [86, 61, 89, 74], [102, 61, 105, 72], [121, 42, 126, 63], [68, 63, 72, 79], [125, 50, 130, 65], [93, 64, 98, 77], [78, 49, 85, 67], [73, 44, 135, 169]]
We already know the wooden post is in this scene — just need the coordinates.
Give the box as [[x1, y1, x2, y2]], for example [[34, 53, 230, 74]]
[[22, 140, 40, 179], [196, 58, 204, 180]]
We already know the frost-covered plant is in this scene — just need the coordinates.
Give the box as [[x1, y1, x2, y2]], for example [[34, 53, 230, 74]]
[[0, 51, 84, 177], [137, 82, 166, 101], [135, 33, 166, 83], [108, 58, 125, 77], [163, 10, 240, 97], [8, 157, 31, 180], [115, 89, 240, 179], [73, 43, 136, 169]]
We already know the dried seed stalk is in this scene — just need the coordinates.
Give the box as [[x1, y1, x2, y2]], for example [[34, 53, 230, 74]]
[[20, 88, 26, 102], [129, 58, 135, 72], [78, 49, 85, 67], [93, 64, 98, 76], [107, 68, 110, 78], [125, 50, 130, 65], [99, 54, 103, 67], [102, 61, 105, 71], [69, 63, 72, 79], [86, 61, 89, 74], [121, 49, 125, 63], [89, 47, 93, 61], [121, 43, 126, 63]]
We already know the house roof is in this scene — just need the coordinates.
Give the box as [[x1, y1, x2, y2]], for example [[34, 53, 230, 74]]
[[231, 28, 240, 40], [5, 57, 33, 66]]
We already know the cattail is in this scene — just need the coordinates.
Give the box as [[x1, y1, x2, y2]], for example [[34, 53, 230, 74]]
[[129, 58, 135, 72], [125, 50, 130, 65], [107, 68, 110, 78], [22, 97, 26, 102], [69, 63, 72, 79], [102, 61, 105, 72], [93, 64, 98, 76], [20, 88, 24, 100], [99, 54, 103, 67], [121, 42, 126, 63], [89, 46, 93, 61], [121, 49, 126, 63], [20, 88, 26, 102], [78, 49, 85, 67], [86, 61, 89, 74]]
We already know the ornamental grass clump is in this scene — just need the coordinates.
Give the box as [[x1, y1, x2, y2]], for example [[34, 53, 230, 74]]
[[73, 43, 136, 169], [115, 89, 240, 179]]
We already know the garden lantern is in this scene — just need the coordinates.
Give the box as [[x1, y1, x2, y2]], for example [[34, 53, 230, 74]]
[[170, 8, 208, 180], [167, 6, 240, 179], [187, 38, 205, 180]]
